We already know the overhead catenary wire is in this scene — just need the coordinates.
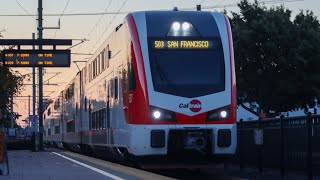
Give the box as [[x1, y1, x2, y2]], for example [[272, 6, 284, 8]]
[[0, 0, 303, 17], [181, 0, 304, 10], [86, 0, 113, 38], [54, 0, 71, 38], [0, 11, 130, 17], [15, 0, 36, 20], [60, 0, 117, 88], [51, 0, 110, 97], [89, 0, 129, 54], [73, 0, 113, 59], [61, 0, 114, 85], [58, 0, 113, 87], [62, 0, 127, 89], [199, 0, 206, 5]]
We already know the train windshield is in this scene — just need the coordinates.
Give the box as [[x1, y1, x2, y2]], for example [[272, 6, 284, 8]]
[[148, 39, 225, 98]]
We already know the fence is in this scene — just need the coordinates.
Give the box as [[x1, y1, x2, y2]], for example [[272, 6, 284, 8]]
[[235, 114, 320, 179]]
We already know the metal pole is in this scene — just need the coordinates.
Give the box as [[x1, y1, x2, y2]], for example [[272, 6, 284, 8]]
[[28, 95, 30, 121], [38, 0, 44, 151], [11, 94, 14, 128], [32, 33, 36, 117]]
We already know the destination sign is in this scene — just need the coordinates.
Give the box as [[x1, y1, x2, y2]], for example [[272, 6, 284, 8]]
[[152, 40, 216, 49], [2, 50, 71, 67]]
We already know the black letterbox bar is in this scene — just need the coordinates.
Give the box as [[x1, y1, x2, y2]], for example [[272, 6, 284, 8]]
[[0, 39, 72, 46]]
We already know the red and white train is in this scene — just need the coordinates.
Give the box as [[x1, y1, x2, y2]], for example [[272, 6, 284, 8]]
[[44, 10, 237, 165]]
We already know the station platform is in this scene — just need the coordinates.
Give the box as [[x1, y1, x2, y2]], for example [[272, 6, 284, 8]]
[[0, 149, 313, 180], [0, 149, 174, 180]]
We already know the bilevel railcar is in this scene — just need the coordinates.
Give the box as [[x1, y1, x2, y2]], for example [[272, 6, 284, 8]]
[[44, 10, 237, 166]]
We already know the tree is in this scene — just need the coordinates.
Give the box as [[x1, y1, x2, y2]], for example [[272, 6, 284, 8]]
[[0, 32, 26, 127], [230, 0, 320, 116]]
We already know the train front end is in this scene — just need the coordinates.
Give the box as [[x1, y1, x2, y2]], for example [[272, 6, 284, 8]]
[[125, 11, 236, 161]]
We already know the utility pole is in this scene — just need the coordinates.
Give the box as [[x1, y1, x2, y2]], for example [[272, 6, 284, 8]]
[[38, 0, 44, 151], [28, 95, 30, 119], [32, 33, 36, 118]]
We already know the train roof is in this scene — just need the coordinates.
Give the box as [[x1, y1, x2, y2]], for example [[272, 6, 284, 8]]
[[129, 10, 223, 16]]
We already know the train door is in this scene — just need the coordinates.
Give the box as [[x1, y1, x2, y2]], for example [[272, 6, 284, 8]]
[[106, 73, 113, 145], [122, 62, 130, 123], [116, 66, 123, 128], [109, 67, 121, 144], [126, 61, 136, 123]]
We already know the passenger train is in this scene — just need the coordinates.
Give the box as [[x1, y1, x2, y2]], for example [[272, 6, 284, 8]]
[[44, 10, 237, 166]]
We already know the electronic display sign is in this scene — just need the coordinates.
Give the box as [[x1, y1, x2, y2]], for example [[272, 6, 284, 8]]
[[152, 40, 216, 49], [2, 50, 71, 67]]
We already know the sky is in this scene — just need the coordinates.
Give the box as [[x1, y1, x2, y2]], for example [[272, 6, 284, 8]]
[[0, 0, 318, 127]]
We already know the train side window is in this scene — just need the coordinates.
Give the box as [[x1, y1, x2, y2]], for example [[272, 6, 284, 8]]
[[55, 125, 60, 134], [129, 63, 136, 91], [48, 108, 51, 116], [95, 112, 98, 130], [94, 111, 97, 130], [97, 55, 101, 75], [95, 112, 99, 130], [84, 66, 87, 83], [100, 53, 103, 72], [92, 112, 96, 130], [97, 110, 101, 129], [90, 112, 93, 130], [102, 108, 106, 129], [67, 120, 75, 133], [102, 49, 105, 71], [99, 110, 102, 129], [93, 60, 96, 78], [114, 77, 118, 100], [89, 64, 91, 82], [85, 97, 87, 112], [123, 65, 128, 92], [106, 45, 110, 68], [95, 59, 98, 77]]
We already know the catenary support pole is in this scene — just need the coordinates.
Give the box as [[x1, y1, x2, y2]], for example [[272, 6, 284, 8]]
[[38, 0, 44, 151], [32, 33, 36, 118]]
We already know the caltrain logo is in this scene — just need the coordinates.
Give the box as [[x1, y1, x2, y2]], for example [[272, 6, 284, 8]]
[[179, 99, 202, 113]]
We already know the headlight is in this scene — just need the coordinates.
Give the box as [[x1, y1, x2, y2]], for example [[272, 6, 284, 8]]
[[167, 21, 199, 37], [153, 111, 161, 119], [220, 110, 228, 118], [206, 106, 230, 121], [150, 106, 176, 122], [172, 22, 181, 31], [182, 22, 190, 31]]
